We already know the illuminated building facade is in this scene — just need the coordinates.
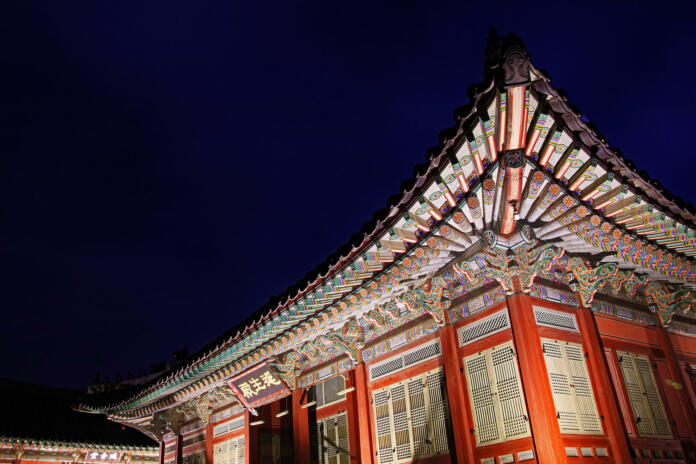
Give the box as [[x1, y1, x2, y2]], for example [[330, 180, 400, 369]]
[[77, 32, 696, 463]]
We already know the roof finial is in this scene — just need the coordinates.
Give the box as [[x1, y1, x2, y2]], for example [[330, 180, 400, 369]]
[[501, 33, 531, 87]]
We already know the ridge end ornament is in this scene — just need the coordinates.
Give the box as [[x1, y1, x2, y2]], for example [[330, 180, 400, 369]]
[[501, 34, 530, 87]]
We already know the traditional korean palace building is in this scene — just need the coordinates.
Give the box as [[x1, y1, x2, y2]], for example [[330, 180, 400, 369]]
[[77, 32, 696, 463]]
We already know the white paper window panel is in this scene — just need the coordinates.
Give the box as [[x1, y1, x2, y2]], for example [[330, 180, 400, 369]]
[[541, 338, 602, 435], [371, 367, 450, 463], [180, 421, 205, 435], [463, 341, 531, 446], [458, 309, 511, 346], [616, 351, 672, 439], [316, 411, 350, 464], [315, 375, 346, 409], [213, 415, 245, 437], [533, 307, 579, 333], [369, 340, 442, 381], [211, 404, 244, 424], [213, 436, 245, 464], [180, 452, 205, 464]]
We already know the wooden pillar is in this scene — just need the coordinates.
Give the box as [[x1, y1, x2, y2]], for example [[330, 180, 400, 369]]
[[345, 370, 361, 464], [244, 410, 254, 464], [204, 420, 214, 464], [576, 307, 633, 463], [506, 293, 566, 463], [175, 435, 182, 464], [439, 324, 475, 463], [354, 360, 375, 463], [159, 441, 165, 464], [292, 389, 312, 463], [656, 327, 696, 443]]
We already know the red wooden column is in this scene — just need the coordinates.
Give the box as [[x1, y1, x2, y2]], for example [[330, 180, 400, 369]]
[[353, 358, 375, 463], [506, 293, 566, 463], [657, 327, 696, 443], [292, 389, 312, 463], [576, 307, 632, 463], [345, 370, 362, 464], [159, 441, 164, 464], [244, 409, 255, 464], [439, 323, 475, 463], [175, 434, 182, 464], [204, 419, 214, 464]]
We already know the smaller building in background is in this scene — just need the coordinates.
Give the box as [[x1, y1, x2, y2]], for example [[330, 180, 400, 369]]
[[0, 379, 159, 464]]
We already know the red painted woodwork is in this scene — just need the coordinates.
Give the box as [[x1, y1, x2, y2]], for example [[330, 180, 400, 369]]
[[657, 327, 696, 444], [455, 305, 536, 463], [669, 331, 696, 358], [439, 324, 475, 464], [292, 389, 311, 464], [353, 361, 374, 464], [506, 293, 566, 463], [594, 313, 660, 347], [243, 409, 254, 464], [344, 370, 361, 464], [315, 400, 348, 421], [576, 307, 633, 462]]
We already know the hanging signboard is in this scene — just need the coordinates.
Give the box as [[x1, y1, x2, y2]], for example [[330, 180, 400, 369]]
[[227, 362, 289, 409]]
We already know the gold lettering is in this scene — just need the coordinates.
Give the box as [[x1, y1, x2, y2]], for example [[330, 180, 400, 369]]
[[239, 382, 255, 398], [260, 371, 281, 387]]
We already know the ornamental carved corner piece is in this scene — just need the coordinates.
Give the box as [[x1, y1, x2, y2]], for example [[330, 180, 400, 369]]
[[644, 282, 696, 327], [271, 350, 303, 389], [192, 394, 214, 423], [455, 235, 564, 296], [396, 277, 450, 327], [564, 258, 618, 307], [321, 317, 367, 363]]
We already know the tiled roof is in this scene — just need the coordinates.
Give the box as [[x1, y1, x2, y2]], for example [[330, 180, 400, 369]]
[[78, 30, 696, 415]]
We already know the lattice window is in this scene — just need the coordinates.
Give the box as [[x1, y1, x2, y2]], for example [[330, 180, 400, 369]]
[[458, 310, 510, 347], [315, 375, 346, 408], [213, 416, 245, 437], [534, 307, 578, 332], [463, 341, 530, 446], [316, 411, 350, 464], [214, 435, 245, 464], [182, 432, 205, 447], [617, 351, 672, 438], [181, 451, 205, 464], [369, 340, 442, 381], [541, 338, 602, 435], [371, 368, 451, 464]]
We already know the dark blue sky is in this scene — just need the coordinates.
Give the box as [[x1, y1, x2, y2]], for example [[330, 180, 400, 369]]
[[1, 2, 694, 389]]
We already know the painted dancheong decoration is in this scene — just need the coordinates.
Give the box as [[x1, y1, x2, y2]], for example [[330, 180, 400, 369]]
[[74, 32, 696, 464]]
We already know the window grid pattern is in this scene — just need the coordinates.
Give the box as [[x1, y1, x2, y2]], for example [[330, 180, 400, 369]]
[[541, 338, 602, 435], [458, 310, 510, 347], [369, 341, 441, 381], [533, 307, 579, 332], [316, 411, 350, 464], [213, 416, 245, 437], [463, 341, 530, 446], [372, 368, 450, 464], [316, 375, 346, 408], [213, 436, 245, 464], [617, 351, 672, 438]]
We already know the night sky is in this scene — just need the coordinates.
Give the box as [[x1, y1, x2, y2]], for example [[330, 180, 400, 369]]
[[1, 2, 694, 390]]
